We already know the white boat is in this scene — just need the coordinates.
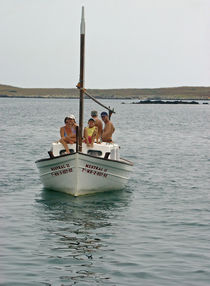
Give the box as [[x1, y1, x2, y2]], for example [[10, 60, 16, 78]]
[[35, 7, 133, 196], [36, 142, 133, 196]]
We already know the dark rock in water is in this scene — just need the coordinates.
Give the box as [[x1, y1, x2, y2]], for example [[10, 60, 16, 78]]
[[203, 102, 208, 104], [131, 100, 199, 105], [0, 94, 9, 97]]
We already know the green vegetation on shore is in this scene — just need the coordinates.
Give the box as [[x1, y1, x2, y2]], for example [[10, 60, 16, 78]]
[[0, 84, 209, 100]]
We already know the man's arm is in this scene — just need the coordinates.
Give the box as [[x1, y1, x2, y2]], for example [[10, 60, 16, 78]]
[[98, 120, 103, 137], [60, 127, 64, 138]]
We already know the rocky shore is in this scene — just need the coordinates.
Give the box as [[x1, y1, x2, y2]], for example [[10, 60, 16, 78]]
[[130, 100, 208, 104]]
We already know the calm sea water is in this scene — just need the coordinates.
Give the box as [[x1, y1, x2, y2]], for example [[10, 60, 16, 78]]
[[0, 97, 210, 286]]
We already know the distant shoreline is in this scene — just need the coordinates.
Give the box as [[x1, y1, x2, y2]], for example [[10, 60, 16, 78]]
[[0, 84, 210, 100], [0, 95, 209, 101]]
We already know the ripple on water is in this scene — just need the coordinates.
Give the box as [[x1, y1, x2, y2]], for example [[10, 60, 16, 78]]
[[1, 98, 210, 285]]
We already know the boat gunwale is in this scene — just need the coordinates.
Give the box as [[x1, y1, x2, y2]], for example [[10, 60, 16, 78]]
[[35, 152, 133, 166]]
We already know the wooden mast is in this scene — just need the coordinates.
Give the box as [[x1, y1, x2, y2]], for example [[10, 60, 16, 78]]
[[79, 6, 85, 152]]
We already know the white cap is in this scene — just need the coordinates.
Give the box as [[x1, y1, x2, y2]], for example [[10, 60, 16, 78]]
[[69, 114, 75, 120]]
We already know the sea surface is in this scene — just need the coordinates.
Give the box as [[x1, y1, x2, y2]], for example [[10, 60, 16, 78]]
[[0, 97, 210, 286]]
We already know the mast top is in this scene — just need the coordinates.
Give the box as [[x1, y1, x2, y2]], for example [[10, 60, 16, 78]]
[[80, 6, 85, 35]]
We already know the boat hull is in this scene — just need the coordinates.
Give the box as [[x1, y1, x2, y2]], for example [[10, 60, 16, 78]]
[[35, 152, 132, 196]]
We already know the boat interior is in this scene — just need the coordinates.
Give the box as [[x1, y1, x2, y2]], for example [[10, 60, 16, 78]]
[[49, 142, 120, 160]]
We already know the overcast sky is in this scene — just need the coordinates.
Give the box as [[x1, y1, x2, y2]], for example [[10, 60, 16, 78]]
[[0, 0, 209, 89]]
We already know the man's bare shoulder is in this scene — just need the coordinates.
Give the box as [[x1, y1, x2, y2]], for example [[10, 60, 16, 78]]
[[95, 118, 102, 124]]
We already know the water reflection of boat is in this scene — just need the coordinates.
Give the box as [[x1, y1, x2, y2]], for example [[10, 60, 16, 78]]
[[35, 189, 130, 283], [35, 7, 133, 196], [38, 188, 130, 225], [36, 190, 130, 274]]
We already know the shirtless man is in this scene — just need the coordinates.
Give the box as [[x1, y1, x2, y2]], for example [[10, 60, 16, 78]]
[[101, 111, 115, 143], [91, 110, 103, 142]]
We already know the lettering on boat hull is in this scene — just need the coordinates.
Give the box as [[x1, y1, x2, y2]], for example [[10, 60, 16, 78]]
[[50, 163, 72, 177], [82, 164, 108, 178]]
